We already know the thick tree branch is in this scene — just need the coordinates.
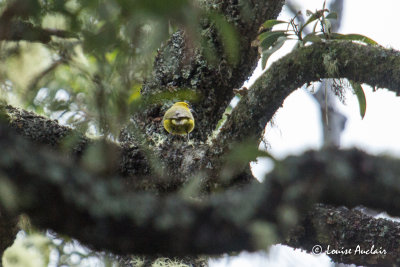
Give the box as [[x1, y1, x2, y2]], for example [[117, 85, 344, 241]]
[[286, 204, 400, 266], [137, 0, 285, 142], [4, 105, 87, 150], [217, 42, 400, 146], [3, 105, 215, 191], [3, 105, 151, 179], [2, 119, 400, 265]]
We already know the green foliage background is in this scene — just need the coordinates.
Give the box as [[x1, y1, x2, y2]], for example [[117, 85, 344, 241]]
[[0, 0, 204, 137]]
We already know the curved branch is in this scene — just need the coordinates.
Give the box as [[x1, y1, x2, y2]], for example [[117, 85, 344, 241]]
[[2, 118, 400, 266], [217, 42, 400, 146]]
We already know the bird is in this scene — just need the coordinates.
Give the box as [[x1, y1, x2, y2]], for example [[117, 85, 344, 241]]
[[163, 102, 194, 141]]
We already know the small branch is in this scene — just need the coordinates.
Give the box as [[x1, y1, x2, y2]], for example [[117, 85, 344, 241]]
[[217, 42, 400, 146]]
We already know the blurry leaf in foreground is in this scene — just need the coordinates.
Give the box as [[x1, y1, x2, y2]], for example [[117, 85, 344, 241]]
[[249, 221, 278, 249], [220, 139, 275, 182], [129, 89, 201, 113], [0, 174, 18, 210], [209, 12, 240, 65], [128, 84, 142, 104], [225, 139, 275, 164]]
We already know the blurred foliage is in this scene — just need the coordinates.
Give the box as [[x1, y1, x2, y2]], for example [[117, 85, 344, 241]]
[[2, 230, 120, 267], [0, 0, 240, 137], [2, 215, 119, 267], [0, 1, 241, 265]]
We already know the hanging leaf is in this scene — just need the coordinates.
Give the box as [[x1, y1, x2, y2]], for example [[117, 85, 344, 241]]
[[259, 31, 288, 50], [261, 36, 286, 69], [330, 33, 378, 45], [350, 80, 367, 119]]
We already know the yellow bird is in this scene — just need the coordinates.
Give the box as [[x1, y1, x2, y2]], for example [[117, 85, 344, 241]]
[[163, 102, 194, 140]]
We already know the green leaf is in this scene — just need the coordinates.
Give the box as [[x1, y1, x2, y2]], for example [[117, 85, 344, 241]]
[[302, 33, 323, 44], [325, 12, 338, 20], [350, 81, 367, 119], [262, 19, 288, 29], [330, 33, 378, 45], [225, 139, 276, 164], [210, 13, 240, 65], [261, 36, 286, 69], [129, 89, 200, 113], [299, 13, 318, 32], [259, 31, 288, 50]]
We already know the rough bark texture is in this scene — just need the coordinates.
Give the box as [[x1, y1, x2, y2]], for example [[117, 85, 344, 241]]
[[2, 41, 400, 264], [217, 42, 400, 146], [139, 0, 285, 141], [2, 118, 400, 267], [287, 204, 400, 266], [1, 0, 400, 266]]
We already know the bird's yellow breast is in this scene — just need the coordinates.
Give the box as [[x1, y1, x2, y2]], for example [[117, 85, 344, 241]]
[[163, 102, 195, 135], [163, 118, 194, 135]]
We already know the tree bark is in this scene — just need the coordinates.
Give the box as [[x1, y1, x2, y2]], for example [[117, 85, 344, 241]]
[[2, 117, 400, 267], [1, 1, 400, 266]]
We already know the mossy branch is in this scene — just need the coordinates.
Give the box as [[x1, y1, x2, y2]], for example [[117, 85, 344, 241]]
[[137, 0, 285, 142], [2, 117, 400, 266], [217, 42, 400, 146], [3, 105, 151, 179], [286, 204, 400, 266]]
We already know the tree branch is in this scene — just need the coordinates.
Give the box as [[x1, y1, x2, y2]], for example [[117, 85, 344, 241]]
[[286, 204, 400, 266], [136, 0, 285, 142], [3, 105, 151, 179], [217, 42, 400, 146], [2, 118, 400, 265]]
